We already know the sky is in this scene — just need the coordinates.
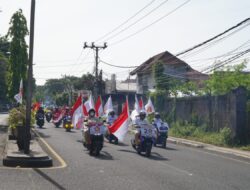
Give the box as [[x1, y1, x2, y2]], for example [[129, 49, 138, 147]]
[[0, 0, 250, 85]]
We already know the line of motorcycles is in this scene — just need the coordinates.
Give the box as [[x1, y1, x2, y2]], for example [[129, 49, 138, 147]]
[[37, 112, 168, 158], [36, 111, 74, 132]]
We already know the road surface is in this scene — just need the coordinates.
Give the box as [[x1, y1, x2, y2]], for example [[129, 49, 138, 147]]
[[0, 120, 250, 190]]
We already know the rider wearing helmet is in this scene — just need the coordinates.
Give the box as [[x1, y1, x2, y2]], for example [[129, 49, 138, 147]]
[[134, 110, 152, 145], [152, 112, 169, 135], [83, 108, 103, 147], [107, 110, 117, 125]]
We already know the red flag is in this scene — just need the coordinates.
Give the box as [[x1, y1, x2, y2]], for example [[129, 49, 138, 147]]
[[95, 96, 104, 117], [83, 104, 88, 116], [139, 97, 144, 110], [32, 102, 41, 111], [109, 98, 129, 141]]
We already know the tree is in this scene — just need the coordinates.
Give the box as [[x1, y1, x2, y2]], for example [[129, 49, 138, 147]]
[[205, 62, 250, 96], [0, 36, 10, 56], [6, 9, 29, 99], [0, 53, 8, 102]]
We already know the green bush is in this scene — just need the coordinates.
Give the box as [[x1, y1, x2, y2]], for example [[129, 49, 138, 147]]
[[8, 105, 35, 129], [169, 121, 233, 146]]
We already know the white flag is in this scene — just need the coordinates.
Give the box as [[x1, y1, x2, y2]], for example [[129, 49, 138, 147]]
[[104, 96, 113, 114], [14, 79, 23, 104], [130, 95, 140, 121], [145, 97, 155, 114], [84, 94, 94, 112]]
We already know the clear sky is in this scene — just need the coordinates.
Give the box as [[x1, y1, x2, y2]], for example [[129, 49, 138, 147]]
[[0, 0, 249, 85]]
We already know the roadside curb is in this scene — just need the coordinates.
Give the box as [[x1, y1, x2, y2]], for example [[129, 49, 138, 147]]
[[3, 139, 53, 168], [169, 136, 250, 159], [167, 137, 204, 148]]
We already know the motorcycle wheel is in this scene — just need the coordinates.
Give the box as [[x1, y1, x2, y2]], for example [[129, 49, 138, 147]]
[[66, 128, 71, 132], [146, 147, 151, 157], [162, 139, 166, 148]]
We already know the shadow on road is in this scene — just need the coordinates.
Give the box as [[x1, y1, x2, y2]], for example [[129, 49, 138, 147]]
[[33, 168, 67, 190], [94, 151, 115, 160], [118, 149, 168, 161], [165, 146, 178, 151], [148, 152, 169, 161]]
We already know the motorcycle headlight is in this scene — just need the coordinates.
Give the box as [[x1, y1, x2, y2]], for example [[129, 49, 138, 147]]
[[65, 124, 68, 127], [70, 124, 73, 127]]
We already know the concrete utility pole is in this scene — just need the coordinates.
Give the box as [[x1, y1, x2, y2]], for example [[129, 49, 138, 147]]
[[83, 42, 107, 99], [25, 0, 35, 154]]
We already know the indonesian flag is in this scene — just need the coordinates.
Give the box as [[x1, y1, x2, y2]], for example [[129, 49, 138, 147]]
[[109, 98, 129, 142], [84, 94, 94, 112], [104, 96, 113, 114], [139, 97, 144, 110], [14, 79, 23, 104], [145, 97, 155, 114], [95, 96, 104, 117], [71, 95, 83, 129]]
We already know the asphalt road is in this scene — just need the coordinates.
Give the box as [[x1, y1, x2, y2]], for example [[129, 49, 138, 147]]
[[0, 120, 250, 190]]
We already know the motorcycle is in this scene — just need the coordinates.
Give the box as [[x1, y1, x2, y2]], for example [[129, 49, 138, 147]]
[[131, 124, 155, 157], [45, 112, 52, 122], [153, 122, 169, 148], [53, 112, 62, 128], [36, 113, 45, 128], [63, 115, 73, 132], [83, 122, 106, 156], [106, 123, 118, 145]]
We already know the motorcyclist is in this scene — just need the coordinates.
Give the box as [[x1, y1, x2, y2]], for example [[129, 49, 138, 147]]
[[107, 110, 117, 125], [83, 108, 103, 147], [63, 107, 71, 124], [106, 110, 118, 143], [134, 110, 155, 146], [36, 106, 45, 120], [152, 112, 169, 137], [53, 107, 61, 120]]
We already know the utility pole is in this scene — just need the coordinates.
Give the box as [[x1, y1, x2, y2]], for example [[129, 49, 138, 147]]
[[24, 0, 35, 154], [83, 42, 107, 99]]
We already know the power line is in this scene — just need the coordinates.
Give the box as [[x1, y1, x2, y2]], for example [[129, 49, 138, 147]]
[[110, 0, 191, 46], [103, 0, 169, 42], [95, 0, 157, 42], [176, 17, 250, 57], [179, 23, 250, 59], [204, 48, 250, 73], [100, 59, 138, 68]]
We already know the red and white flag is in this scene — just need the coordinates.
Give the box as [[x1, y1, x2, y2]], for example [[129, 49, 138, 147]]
[[109, 98, 129, 142], [145, 97, 155, 114], [71, 95, 83, 129], [104, 96, 113, 114], [95, 96, 104, 117], [14, 79, 23, 104], [84, 94, 94, 112]]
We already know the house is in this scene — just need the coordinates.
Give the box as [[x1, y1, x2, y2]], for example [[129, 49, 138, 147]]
[[130, 51, 209, 94], [105, 74, 137, 94]]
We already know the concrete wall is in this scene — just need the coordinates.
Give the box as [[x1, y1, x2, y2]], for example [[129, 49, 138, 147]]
[[156, 87, 248, 143]]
